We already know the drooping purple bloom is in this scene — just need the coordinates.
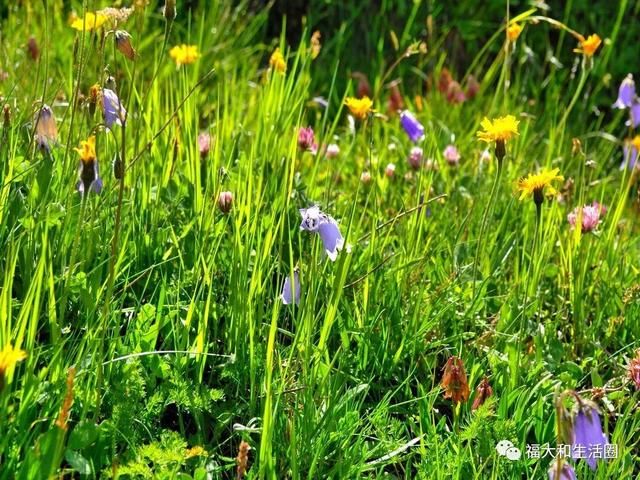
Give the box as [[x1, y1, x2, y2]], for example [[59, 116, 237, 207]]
[[77, 160, 103, 195], [548, 460, 577, 480], [571, 402, 608, 470], [102, 88, 126, 129], [621, 137, 640, 170], [281, 270, 300, 305], [400, 110, 424, 143], [299, 205, 344, 261], [627, 101, 640, 128], [613, 74, 635, 109]]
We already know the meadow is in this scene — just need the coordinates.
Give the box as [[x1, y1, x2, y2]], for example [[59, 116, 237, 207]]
[[0, 1, 639, 478]]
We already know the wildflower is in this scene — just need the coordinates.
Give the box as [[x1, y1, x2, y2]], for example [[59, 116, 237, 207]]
[[507, 23, 523, 42], [198, 132, 211, 158], [281, 270, 300, 305], [574, 34, 602, 57], [70, 12, 108, 31], [517, 168, 564, 206], [613, 74, 636, 109], [236, 440, 250, 479], [27, 36, 40, 61], [476, 115, 520, 162], [75, 136, 103, 195], [400, 110, 424, 143], [269, 48, 286, 74], [299, 206, 344, 262], [622, 135, 640, 169], [170, 44, 200, 66], [571, 400, 608, 470], [218, 191, 233, 214], [548, 459, 577, 480], [443, 144, 461, 166], [567, 201, 606, 233], [466, 75, 480, 99], [163, 0, 176, 21], [447, 81, 466, 104], [34, 104, 58, 152], [185, 446, 207, 459], [325, 143, 340, 159], [98, 7, 134, 24], [297, 127, 317, 154], [102, 89, 126, 129], [627, 101, 640, 128], [385, 163, 396, 178], [441, 356, 470, 404], [387, 81, 404, 114], [55, 367, 76, 431], [115, 30, 136, 60], [310, 30, 321, 59], [0, 343, 27, 390], [471, 377, 493, 410], [351, 72, 371, 98], [345, 96, 373, 120], [408, 146, 423, 170], [360, 171, 372, 184], [628, 351, 640, 390], [438, 68, 453, 94]]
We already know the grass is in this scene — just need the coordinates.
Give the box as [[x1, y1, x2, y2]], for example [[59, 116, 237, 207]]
[[0, 1, 639, 478]]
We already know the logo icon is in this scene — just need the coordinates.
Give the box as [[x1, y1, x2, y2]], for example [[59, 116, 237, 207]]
[[496, 440, 522, 461]]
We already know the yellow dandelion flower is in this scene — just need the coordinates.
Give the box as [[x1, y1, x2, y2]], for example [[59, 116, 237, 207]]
[[574, 34, 601, 57], [269, 48, 286, 73], [517, 168, 564, 204], [169, 44, 200, 66], [0, 344, 27, 388], [75, 136, 97, 164], [477, 115, 520, 143], [344, 96, 373, 120], [507, 23, 523, 42], [70, 12, 108, 31]]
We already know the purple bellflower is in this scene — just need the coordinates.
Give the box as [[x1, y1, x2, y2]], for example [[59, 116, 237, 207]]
[[299, 205, 344, 261], [613, 74, 636, 109], [281, 270, 300, 305], [102, 88, 127, 129], [400, 110, 425, 143], [571, 402, 608, 470]]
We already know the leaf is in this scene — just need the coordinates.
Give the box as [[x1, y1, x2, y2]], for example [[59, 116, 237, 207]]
[[68, 421, 99, 450], [65, 450, 93, 475]]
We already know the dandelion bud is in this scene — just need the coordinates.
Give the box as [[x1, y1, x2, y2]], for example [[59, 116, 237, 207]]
[[441, 356, 470, 404], [115, 30, 137, 61], [34, 104, 58, 152], [3, 104, 10, 127], [218, 191, 233, 214], [494, 139, 506, 165], [360, 171, 372, 184], [471, 377, 493, 410], [163, 0, 176, 22], [27, 36, 40, 61], [113, 155, 125, 180], [385, 163, 396, 178]]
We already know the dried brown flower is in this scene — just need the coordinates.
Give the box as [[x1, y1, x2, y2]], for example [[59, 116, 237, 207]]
[[471, 377, 493, 410], [236, 440, 250, 479], [441, 356, 470, 404]]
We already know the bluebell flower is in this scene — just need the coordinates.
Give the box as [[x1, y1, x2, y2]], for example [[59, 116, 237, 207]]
[[548, 460, 576, 480], [613, 74, 635, 109], [102, 88, 126, 129], [400, 110, 424, 143], [627, 100, 640, 128], [299, 205, 344, 261], [281, 270, 300, 305], [571, 401, 608, 470]]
